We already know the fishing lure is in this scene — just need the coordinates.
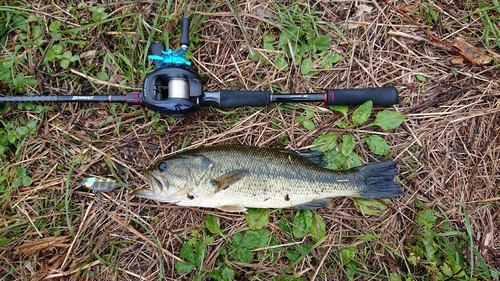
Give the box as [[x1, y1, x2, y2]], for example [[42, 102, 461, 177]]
[[82, 177, 126, 199]]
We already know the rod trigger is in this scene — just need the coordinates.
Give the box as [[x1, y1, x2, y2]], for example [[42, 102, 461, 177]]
[[125, 92, 141, 106]]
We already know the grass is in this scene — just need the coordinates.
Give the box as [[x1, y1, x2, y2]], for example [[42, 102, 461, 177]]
[[1, 0, 500, 280]]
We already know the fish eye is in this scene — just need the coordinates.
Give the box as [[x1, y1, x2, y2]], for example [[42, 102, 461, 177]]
[[158, 162, 168, 172]]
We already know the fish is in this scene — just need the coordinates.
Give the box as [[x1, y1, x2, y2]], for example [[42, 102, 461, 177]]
[[132, 145, 403, 212]]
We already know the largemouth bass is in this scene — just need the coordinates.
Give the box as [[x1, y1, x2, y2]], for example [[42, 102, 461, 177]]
[[132, 146, 403, 212]]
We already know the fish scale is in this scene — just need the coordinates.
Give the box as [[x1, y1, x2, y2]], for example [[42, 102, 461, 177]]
[[132, 145, 403, 212]]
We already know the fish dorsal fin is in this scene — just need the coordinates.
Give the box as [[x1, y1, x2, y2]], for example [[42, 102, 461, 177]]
[[217, 204, 247, 212], [280, 149, 327, 167], [295, 149, 327, 166], [188, 154, 214, 170], [294, 198, 331, 210], [210, 169, 248, 192]]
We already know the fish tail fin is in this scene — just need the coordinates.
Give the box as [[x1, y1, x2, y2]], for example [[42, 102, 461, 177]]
[[355, 161, 403, 199]]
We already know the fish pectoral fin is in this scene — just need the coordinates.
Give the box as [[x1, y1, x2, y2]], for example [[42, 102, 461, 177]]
[[217, 204, 247, 213], [294, 198, 331, 210], [210, 169, 248, 192]]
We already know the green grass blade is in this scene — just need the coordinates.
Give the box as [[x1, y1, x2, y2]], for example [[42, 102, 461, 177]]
[[65, 166, 75, 237], [130, 216, 164, 281], [462, 205, 474, 280]]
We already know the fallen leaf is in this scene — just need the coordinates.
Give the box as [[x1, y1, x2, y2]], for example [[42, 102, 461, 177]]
[[354, 4, 373, 18], [252, 5, 275, 19], [14, 236, 69, 254], [347, 4, 374, 29], [451, 37, 492, 65], [79, 50, 97, 58], [450, 56, 464, 65]]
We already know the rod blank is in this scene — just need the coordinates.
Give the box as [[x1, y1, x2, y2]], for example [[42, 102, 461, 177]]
[[0, 95, 127, 103]]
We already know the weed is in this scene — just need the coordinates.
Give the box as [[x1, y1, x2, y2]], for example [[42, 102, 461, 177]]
[[476, 1, 500, 50], [94, 240, 134, 275], [0, 165, 31, 206], [421, 2, 439, 26], [311, 101, 405, 170], [0, 11, 39, 94], [245, 208, 270, 230], [44, 19, 80, 69], [131, 216, 165, 279], [295, 107, 316, 130], [415, 74, 429, 83], [252, 1, 342, 74], [147, 110, 175, 133], [353, 198, 389, 215], [175, 229, 214, 275], [230, 228, 272, 263], [405, 205, 499, 280], [175, 208, 329, 280], [0, 116, 38, 159], [205, 214, 224, 236], [0, 108, 42, 205]]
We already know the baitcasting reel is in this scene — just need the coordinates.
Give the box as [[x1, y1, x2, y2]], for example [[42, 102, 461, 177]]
[[141, 18, 203, 117]]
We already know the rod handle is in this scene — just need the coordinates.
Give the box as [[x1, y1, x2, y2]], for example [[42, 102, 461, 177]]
[[218, 90, 270, 108], [325, 86, 398, 106]]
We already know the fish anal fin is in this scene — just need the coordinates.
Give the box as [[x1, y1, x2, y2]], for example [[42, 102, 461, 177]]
[[210, 169, 248, 192], [217, 204, 247, 213], [294, 198, 331, 210]]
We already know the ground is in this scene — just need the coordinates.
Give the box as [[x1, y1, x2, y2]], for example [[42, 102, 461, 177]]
[[0, 0, 499, 280]]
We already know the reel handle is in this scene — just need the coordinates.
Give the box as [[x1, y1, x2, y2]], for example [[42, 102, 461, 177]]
[[150, 41, 165, 56], [180, 18, 190, 48]]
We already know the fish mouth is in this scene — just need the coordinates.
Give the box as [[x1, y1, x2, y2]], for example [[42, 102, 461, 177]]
[[132, 170, 168, 200], [147, 170, 169, 194]]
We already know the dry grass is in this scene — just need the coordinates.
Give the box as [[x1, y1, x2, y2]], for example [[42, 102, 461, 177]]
[[1, 0, 499, 280]]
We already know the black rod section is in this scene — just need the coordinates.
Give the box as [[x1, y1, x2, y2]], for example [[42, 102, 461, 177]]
[[271, 86, 398, 106], [325, 87, 398, 106], [270, 93, 324, 103], [204, 86, 398, 108], [0, 95, 128, 103]]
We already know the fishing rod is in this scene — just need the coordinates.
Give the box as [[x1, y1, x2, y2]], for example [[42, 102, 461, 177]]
[[0, 18, 399, 118]]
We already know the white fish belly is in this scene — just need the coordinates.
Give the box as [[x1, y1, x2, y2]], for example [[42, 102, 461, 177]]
[[180, 176, 362, 209]]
